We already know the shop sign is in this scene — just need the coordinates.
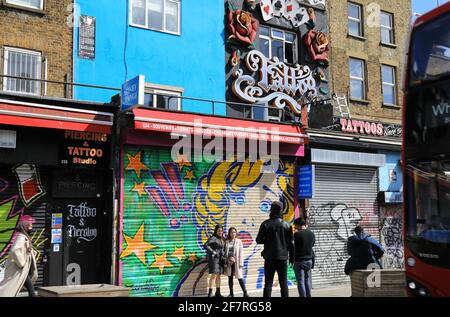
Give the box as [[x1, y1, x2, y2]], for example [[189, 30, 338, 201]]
[[78, 15, 96, 60], [60, 130, 109, 167], [53, 170, 101, 199], [298, 164, 315, 199], [232, 50, 317, 115], [121, 75, 145, 112], [324, 118, 402, 138], [66, 201, 98, 244]]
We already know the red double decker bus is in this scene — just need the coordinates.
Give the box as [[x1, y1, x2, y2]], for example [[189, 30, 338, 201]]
[[403, 2, 450, 297]]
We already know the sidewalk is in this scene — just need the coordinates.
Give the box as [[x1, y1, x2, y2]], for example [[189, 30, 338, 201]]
[[249, 283, 351, 297]]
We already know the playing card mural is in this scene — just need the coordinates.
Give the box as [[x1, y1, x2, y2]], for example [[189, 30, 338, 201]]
[[225, 0, 332, 127], [259, 0, 326, 27]]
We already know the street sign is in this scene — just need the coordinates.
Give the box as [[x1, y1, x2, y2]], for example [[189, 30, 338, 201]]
[[298, 164, 315, 199], [121, 75, 145, 112]]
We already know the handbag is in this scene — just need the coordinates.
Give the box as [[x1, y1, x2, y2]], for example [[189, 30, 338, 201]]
[[227, 240, 236, 266], [228, 255, 236, 266]]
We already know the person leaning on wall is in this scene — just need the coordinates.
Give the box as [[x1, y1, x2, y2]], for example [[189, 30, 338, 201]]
[[0, 216, 38, 297]]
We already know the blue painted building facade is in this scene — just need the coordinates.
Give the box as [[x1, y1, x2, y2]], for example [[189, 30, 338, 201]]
[[73, 0, 226, 115]]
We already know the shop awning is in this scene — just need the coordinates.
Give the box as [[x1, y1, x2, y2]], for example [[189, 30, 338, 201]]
[[133, 108, 308, 145], [0, 99, 114, 134]]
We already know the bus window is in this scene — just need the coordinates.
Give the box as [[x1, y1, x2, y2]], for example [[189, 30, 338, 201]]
[[410, 12, 450, 86], [406, 161, 450, 244]]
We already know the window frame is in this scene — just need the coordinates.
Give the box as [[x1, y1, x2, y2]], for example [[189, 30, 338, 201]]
[[381, 64, 397, 106], [349, 57, 367, 101], [348, 2, 364, 38], [2, 47, 43, 96], [144, 85, 182, 111], [258, 25, 298, 65], [129, 0, 181, 36], [380, 11, 395, 45], [4, 0, 44, 11]]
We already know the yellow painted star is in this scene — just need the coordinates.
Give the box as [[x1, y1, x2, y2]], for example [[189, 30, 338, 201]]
[[121, 223, 156, 266], [184, 170, 196, 181], [150, 251, 174, 274], [171, 246, 185, 262], [174, 154, 192, 170], [188, 252, 197, 263], [132, 182, 147, 197], [126, 152, 149, 179]]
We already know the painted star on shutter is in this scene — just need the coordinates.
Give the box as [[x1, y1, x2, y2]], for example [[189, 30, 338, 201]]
[[150, 251, 174, 274], [184, 170, 196, 181], [126, 152, 149, 179], [188, 252, 197, 263], [174, 154, 192, 170], [132, 181, 147, 197], [121, 223, 156, 266], [171, 246, 185, 261]]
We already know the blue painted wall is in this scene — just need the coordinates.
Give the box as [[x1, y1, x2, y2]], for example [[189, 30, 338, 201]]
[[378, 151, 402, 192], [73, 0, 226, 115]]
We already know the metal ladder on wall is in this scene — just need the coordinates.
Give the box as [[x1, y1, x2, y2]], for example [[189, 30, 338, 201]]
[[333, 93, 352, 119]]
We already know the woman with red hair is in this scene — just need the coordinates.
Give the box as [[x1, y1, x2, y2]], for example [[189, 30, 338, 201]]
[[0, 216, 38, 297]]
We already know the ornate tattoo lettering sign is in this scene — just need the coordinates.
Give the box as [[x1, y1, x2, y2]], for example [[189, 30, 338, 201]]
[[232, 50, 317, 115]]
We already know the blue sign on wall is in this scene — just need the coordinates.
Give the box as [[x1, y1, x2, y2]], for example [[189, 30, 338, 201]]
[[121, 75, 144, 112], [298, 165, 315, 199]]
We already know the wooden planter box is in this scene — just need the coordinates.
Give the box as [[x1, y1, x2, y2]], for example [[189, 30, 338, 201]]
[[350, 269, 406, 297], [37, 284, 130, 297]]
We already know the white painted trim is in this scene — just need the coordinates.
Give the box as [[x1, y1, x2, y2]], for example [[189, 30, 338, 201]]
[[308, 132, 354, 140], [0, 108, 113, 126], [0, 98, 114, 117], [135, 116, 309, 138], [359, 138, 401, 146]]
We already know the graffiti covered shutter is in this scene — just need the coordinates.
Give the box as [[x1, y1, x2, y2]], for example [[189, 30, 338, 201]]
[[0, 164, 48, 287], [307, 165, 379, 288], [121, 146, 296, 297]]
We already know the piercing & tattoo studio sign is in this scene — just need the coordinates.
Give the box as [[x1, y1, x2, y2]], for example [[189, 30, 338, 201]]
[[60, 130, 110, 167]]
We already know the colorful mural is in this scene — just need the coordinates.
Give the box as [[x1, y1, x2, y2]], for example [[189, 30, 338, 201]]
[[0, 165, 47, 267], [121, 147, 296, 297]]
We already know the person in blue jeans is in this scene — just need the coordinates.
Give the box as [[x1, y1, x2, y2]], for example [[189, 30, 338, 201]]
[[292, 217, 315, 297]]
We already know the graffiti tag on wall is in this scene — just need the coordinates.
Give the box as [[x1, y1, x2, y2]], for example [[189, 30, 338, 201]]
[[380, 206, 404, 269]]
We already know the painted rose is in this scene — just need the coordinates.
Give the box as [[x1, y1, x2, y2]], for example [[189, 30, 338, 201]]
[[304, 30, 330, 64], [228, 10, 259, 47]]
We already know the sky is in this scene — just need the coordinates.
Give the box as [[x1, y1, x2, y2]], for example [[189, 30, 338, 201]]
[[412, 0, 449, 15]]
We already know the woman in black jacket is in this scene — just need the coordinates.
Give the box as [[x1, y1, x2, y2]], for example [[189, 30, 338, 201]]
[[204, 225, 225, 297]]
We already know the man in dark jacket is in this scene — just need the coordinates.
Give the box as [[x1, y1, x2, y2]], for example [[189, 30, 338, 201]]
[[344, 226, 385, 275], [256, 201, 294, 297], [293, 217, 315, 297]]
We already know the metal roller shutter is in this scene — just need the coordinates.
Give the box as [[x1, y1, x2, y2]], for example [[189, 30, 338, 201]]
[[0, 164, 47, 287], [307, 164, 379, 288], [121, 146, 296, 297]]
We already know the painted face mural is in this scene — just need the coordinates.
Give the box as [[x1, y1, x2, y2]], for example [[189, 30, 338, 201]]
[[120, 148, 295, 296]]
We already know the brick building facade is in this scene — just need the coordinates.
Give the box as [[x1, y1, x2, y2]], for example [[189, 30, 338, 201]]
[[0, 0, 73, 98], [327, 0, 411, 123]]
